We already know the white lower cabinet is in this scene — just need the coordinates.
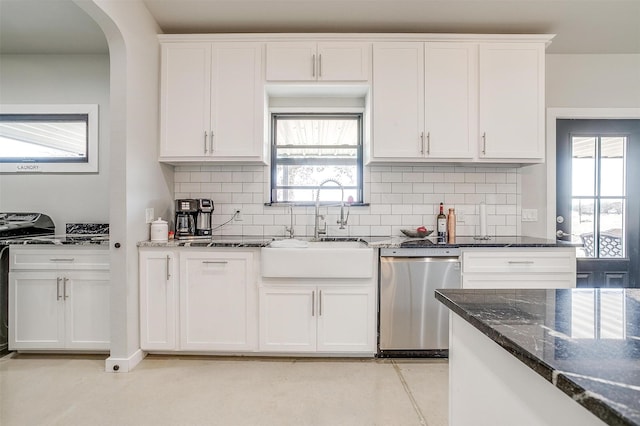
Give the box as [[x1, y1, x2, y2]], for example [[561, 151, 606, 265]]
[[461, 248, 577, 289], [259, 283, 376, 354], [9, 247, 110, 351], [139, 250, 177, 351], [139, 248, 258, 352], [180, 251, 256, 351]]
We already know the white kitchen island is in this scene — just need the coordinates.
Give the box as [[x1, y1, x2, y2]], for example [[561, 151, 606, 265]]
[[437, 288, 640, 426]]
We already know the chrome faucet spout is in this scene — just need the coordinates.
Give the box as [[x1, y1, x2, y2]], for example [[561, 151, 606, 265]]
[[314, 179, 348, 238]]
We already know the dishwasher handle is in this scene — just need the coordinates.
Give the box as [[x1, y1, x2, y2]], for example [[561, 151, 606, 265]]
[[380, 256, 460, 263]]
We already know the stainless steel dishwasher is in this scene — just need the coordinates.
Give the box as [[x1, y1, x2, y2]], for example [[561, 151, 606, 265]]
[[379, 247, 461, 357]]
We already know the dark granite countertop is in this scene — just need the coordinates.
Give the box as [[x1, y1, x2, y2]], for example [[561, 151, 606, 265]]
[[0, 223, 109, 246], [0, 234, 110, 246], [436, 288, 640, 426], [137, 235, 572, 249], [138, 236, 272, 248], [369, 235, 574, 248]]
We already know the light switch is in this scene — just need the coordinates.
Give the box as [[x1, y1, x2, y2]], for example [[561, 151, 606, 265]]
[[522, 209, 538, 222]]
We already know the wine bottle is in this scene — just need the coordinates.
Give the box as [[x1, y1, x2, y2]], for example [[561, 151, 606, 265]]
[[437, 203, 447, 242]]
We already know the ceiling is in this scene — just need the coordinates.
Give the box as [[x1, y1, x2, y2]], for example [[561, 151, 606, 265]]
[[0, 0, 639, 54]]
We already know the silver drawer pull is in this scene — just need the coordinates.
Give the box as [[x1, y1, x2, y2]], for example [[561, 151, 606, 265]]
[[56, 277, 62, 300], [63, 277, 69, 300], [50, 258, 75, 262], [202, 261, 228, 265], [508, 261, 535, 264]]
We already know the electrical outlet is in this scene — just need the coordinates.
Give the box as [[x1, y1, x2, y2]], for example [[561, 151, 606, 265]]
[[522, 209, 538, 222], [456, 211, 465, 223], [234, 208, 242, 222], [145, 208, 154, 224]]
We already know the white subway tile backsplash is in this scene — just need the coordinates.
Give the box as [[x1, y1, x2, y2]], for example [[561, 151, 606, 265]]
[[175, 163, 523, 238]]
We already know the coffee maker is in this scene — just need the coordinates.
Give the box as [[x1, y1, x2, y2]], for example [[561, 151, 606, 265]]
[[195, 199, 214, 237], [175, 199, 197, 239]]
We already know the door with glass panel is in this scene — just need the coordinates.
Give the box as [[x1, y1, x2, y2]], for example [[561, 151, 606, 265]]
[[556, 119, 640, 288]]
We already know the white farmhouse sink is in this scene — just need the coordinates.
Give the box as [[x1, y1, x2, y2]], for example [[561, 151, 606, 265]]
[[261, 240, 374, 278]]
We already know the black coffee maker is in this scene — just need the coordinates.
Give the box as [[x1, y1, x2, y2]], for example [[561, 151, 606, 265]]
[[175, 199, 197, 239]]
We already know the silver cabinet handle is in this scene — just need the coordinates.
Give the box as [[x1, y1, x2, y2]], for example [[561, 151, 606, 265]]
[[420, 132, 424, 155], [63, 277, 69, 300], [319, 54, 322, 78], [204, 131, 208, 154], [426, 132, 431, 155], [210, 131, 214, 153], [202, 261, 228, 265], [482, 132, 487, 155], [50, 258, 74, 262], [166, 255, 171, 280], [312, 290, 315, 316], [312, 54, 316, 77], [508, 261, 535, 264], [56, 277, 62, 300], [319, 290, 322, 316]]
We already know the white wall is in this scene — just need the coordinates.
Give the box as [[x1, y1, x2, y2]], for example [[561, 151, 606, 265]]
[[77, 0, 173, 372], [521, 54, 640, 238], [0, 54, 110, 234]]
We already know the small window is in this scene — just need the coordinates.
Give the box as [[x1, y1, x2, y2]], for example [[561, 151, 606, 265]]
[[0, 105, 98, 173], [270, 113, 363, 204]]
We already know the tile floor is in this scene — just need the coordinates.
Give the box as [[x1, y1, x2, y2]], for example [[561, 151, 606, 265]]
[[0, 354, 448, 426]]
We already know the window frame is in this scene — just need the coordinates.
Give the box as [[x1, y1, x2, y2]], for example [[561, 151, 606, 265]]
[[0, 104, 99, 173], [269, 111, 364, 205]]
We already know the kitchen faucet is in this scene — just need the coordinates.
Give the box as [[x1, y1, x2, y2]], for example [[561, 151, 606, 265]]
[[285, 204, 295, 239], [314, 179, 350, 239]]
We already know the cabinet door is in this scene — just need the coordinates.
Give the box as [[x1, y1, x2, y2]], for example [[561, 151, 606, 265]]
[[372, 42, 424, 159], [259, 286, 316, 352], [424, 42, 476, 159], [180, 252, 256, 351], [9, 272, 64, 350], [316, 286, 376, 353], [478, 43, 545, 160], [139, 251, 177, 351], [266, 42, 317, 81], [211, 43, 264, 158], [317, 42, 370, 81], [160, 43, 212, 158], [65, 271, 110, 350]]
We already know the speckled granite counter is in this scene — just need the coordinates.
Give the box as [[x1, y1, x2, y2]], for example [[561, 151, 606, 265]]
[[367, 235, 572, 248], [138, 235, 569, 249], [436, 288, 640, 426], [138, 236, 272, 248], [0, 223, 109, 246]]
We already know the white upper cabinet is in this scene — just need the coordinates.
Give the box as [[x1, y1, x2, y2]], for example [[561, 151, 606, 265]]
[[372, 42, 424, 159], [424, 42, 477, 159], [266, 42, 370, 82], [160, 42, 265, 162], [372, 42, 476, 161], [478, 43, 545, 161], [371, 38, 548, 164]]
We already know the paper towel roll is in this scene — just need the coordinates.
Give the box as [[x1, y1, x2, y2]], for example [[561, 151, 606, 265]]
[[479, 203, 487, 237]]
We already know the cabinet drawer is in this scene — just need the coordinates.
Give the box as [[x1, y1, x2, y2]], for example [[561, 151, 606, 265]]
[[463, 273, 576, 289], [10, 247, 109, 271], [461, 249, 576, 274]]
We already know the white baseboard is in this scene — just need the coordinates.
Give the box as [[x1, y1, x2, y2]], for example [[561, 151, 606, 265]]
[[105, 349, 146, 373]]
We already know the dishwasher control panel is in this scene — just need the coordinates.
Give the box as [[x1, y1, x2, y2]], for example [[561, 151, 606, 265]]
[[380, 247, 460, 257]]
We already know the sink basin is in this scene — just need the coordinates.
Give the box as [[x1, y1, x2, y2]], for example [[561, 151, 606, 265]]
[[261, 239, 373, 278]]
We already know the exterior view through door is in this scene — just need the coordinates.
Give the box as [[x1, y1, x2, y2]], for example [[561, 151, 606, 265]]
[[556, 119, 640, 287]]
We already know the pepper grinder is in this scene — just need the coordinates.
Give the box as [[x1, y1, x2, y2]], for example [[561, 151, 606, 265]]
[[447, 208, 456, 244]]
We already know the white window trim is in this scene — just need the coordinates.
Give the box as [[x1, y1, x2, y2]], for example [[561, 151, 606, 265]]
[[0, 104, 99, 174], [268, 105, 366, 205]]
